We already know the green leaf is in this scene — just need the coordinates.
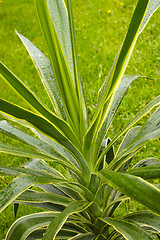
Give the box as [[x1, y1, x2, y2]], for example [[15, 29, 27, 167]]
[[0, 142, 54, 159], [132, 106, 160, 142], [0, 121, 81, 173], [124, 211, 160, 233], [47, 0, 75, 84], [6, 213, 87, 240], [16, 32, 68, 121], [109, 129, 160, 171], [0, 174, 66, 212], [48, 0, 77, 86], [65, 0, 79, 89], [82, 108, 103, 166], [97, 0, 157, 112], [62, 222, 87, 234], [42, 201, 91, 239], [110, 126, 142, 173], [36, 183, 68, 197], [0, 100, 68, 148], [62, 182, 94, 202], [34, 0, 80, 131], [0, 143, 80, 174], [0, 102, 91, 180], [48, 0, 88, 139], [92, 75, 140, 164], [94, 184, 108, 208], [17, 189, 73, 206], [56, 186, 83, 201], [79, 82, 88, 139], [117, 128, 160, 165], [0, 164, 64, 179], [0, 164, 92, 202], [0, 166, 60, 178], [65, 0, 88, 138], [128, 165, 160, 180], [116, 95, 160, 141], [38, 180, 89, 202], [116, 126, 141, 155], [30, 128, 81, 170], [0, 62, 47, 115], [138, 0, 160, 35], [0, 62, 81, 148], [5, 212, 58, 240], [0, 115, 85, 178], [22, 159, 63, 178], [15, 200, 66, 212], [98, 169, 160, 215], [133, 158, 160, 168], [103, 196, 129, 218], [100, 217, 156, 240], [48, 2, 88, 139], [89, 0, 160, 160], [97, 95, 160, 168]]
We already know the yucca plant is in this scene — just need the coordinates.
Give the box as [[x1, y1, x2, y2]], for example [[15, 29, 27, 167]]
[[0, 0, 160, 239]]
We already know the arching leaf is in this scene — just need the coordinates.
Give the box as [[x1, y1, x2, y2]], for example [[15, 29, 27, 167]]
[[98, 169, 160, 215], [100, 217, 156, 240], [42, 201, 91, 239]]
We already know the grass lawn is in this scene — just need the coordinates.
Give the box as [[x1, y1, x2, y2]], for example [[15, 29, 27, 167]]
[[0, 0, 160, 238]]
